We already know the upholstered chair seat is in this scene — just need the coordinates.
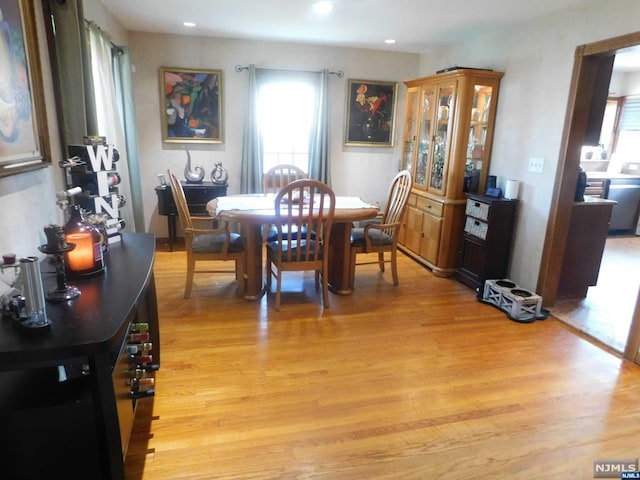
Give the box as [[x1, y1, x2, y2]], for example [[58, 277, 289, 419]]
[[192, 232, 244, 253]]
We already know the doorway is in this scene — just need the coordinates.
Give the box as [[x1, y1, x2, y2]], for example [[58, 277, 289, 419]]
[[551, 235, 640, 353], [537, 31, 640, 363]]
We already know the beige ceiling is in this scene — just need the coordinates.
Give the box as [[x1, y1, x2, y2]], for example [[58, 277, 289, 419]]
[[98, 0, 596, 54]]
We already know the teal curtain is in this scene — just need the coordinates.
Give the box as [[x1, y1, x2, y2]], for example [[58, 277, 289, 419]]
[[47, 0, 92, 145], [309, 69, 331, 185], [114, 47, 144, 232], [240, 65, 263, 193]]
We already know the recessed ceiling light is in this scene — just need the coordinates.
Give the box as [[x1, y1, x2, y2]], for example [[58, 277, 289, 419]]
[[385, 39, 396, 44], [183, 22, 196, 27], [312, 1, 334, 15]]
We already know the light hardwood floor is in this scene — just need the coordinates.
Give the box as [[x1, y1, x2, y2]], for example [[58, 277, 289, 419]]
[[124, 246, 640, 479], [551, 235, 640, 353]]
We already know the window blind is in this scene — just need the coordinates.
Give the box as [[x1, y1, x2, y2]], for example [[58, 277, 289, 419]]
[[620, 97, 640, 131]]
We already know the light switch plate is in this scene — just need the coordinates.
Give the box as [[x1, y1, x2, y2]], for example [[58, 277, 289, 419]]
[[528, 157, 544, 173]]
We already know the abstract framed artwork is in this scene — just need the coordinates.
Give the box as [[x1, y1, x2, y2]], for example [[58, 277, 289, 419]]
[[159, 67, 223, 144], [344, 79, 398, 147], [0, 0, 50, 177]]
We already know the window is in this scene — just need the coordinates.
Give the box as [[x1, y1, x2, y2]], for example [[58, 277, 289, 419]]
[[257, 72, 317, 174], [616, 96, 640, 160]]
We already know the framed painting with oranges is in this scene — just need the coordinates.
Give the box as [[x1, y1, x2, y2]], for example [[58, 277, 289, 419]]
[[160, 67, 223, 143], [344, 79, 397, 147]]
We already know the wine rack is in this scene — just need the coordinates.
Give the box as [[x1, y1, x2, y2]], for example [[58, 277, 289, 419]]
[[125, 322, 157, 399], [63, 136, 126, 245]]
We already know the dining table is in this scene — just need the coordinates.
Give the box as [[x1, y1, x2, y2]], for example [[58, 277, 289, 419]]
[[206, 194, 379, 299]]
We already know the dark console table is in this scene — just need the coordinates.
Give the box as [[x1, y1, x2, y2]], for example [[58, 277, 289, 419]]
[[0, 233, 159, 479], [155, 181, 228, 251]]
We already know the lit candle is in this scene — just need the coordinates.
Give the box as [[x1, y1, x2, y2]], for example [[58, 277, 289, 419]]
[[66, 232, 94, 271]]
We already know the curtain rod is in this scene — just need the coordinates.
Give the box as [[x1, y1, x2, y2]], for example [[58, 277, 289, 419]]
[[84, 19, 124, 55], [235, 64, 344, 78]]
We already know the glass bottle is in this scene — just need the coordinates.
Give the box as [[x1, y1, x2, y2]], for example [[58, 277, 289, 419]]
[[63, 205, 105, 276]]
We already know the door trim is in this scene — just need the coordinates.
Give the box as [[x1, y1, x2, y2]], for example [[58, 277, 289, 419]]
[[537, 31, 640, 362]]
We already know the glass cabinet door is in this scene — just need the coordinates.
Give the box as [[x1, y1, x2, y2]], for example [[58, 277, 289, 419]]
[[465, 84, 493, 193], [415, 84, 436, 188], [429, 83, 455, 194], [402, 87, 420, 175]]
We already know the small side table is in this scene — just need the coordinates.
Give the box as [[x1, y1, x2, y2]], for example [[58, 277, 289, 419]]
[[155, 181, 228, 251]]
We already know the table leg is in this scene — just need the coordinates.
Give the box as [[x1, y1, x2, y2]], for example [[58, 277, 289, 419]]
[[242, 223, 265, 299], [167, 215, 176, 252], [328, 222, 356, 295]]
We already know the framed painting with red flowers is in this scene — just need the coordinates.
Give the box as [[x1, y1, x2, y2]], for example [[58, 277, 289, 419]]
[[159, 67, 223, 144], [344, 79, 398, 147]]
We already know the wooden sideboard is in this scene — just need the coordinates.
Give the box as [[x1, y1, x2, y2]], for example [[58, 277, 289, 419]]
[[155, 181, 228, 250], [0, 233, 159, 479]]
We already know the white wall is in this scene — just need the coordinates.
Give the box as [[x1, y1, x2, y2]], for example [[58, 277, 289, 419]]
[[126, 33, 419, 236], [611, 70, 640, 96], [419, 0, 640, 292], [0, 1, 64, 288], [83, 0, 128, 46]]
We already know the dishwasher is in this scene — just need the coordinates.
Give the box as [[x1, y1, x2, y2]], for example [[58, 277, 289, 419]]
[[607, 180, 640, 233]]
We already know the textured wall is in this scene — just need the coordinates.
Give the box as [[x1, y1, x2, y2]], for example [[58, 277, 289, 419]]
[[126, 33, 420, 236]]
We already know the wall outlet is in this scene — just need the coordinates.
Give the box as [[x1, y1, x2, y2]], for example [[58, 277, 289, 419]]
[[528, 157, 544, 173]]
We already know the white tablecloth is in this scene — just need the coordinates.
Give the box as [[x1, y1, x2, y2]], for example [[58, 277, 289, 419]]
[[214, 195, 377, 215]]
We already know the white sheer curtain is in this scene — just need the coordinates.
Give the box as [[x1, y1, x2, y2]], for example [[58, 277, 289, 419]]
[[240, 67, 332, 191], [87, 23, 135, 232]]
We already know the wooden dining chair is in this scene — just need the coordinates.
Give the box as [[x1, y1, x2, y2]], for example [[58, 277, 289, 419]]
[[167, 170, 245, 299], [263, 164, 309, 242], [349, 170, 412, 286], [263, 164, 307, 194], [265, 179, 336, 311]]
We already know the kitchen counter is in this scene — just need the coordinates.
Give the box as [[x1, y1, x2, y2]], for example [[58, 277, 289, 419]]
[[584, 173, 640, 233], [575, 196, 617, 206], [586, 171, 640, 180]]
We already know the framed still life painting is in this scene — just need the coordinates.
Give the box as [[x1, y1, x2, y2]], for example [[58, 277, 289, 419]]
[[160, 67, 223, 144], [344, 79, 398, 147], [0, 0, 50, 177]]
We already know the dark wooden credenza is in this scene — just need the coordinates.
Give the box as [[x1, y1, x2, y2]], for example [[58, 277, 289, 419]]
[[0, 233, 159, 479], [155, 181, 228, 250]]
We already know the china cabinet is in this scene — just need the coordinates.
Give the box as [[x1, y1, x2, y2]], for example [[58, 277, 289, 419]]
[[399, 68, 503, 276]]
